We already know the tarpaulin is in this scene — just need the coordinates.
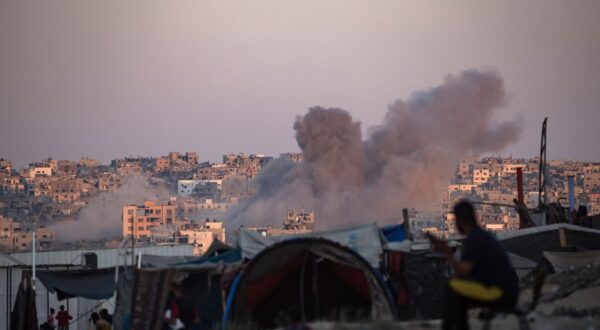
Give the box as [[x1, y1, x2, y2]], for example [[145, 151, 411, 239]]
[[238, 223, 384, 268], [381, 224, 406, 242], [543, 249, 600, 272], [37, 268, 116, 300]]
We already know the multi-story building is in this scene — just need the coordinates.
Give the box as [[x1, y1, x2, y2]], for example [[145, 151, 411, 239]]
[[57, 160, 78, 176], [0, 215, 54, 251], [178, 220, 226, 255], [78, 157, 98, 168], [155, 156, 171, 171], [21, 164, 53, 178], [169, 152, 199, 166], [0, 159, 13, 174], [473, 165, 490, 184], [283, 209, 315, 232], [584, 165, 600, 192], [97, 172, 122, 192], [177, 179, 223, 197], [122, 200, 177, 239], [280, 153, 304, 163]]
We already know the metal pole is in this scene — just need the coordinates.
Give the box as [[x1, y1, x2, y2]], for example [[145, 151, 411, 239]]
[[538, 118, 547, 207], [516, 167, 524, 204], [32, 231, 36, 289], [6, 267, 9, 330], [568, 176, 575, 222], [402, 208, 410, 240]]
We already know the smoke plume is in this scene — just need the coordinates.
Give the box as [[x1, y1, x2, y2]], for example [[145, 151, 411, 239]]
[[227, 69, 522, 228], [50, 175, 170, 240]]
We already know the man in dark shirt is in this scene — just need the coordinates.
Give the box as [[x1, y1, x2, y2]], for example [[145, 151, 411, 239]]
[[428, 200, 519, 330]]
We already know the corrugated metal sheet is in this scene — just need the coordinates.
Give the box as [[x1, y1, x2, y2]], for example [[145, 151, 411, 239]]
[[0, 244, 195, 330], [1, 244, 195, 268]]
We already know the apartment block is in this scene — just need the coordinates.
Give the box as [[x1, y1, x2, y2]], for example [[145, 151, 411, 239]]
[[122, 200, 176, 239], [0, 215, 55, 251]]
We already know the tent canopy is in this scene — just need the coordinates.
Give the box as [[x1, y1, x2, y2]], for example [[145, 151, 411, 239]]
[[37, 268, 115, 300], [238, 223, 384, 268], [227, 238, 395, 329]]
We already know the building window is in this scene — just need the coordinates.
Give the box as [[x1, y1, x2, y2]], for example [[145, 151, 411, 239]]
[[138, 226, 144, 231], [128, 209, 134, 215], [128, 226, 133, 231]]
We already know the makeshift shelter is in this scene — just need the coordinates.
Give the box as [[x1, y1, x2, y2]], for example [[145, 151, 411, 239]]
[[121, 250, 242, 330], [203, 239, 234, 257], [238, 223, 385, 268], [497, 224, 600, 262], [543, 250, 600, 272], [226, 238, 395, 329], [37, 268, 116, 300]]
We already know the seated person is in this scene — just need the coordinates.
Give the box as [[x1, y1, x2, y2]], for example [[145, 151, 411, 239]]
[[428, 200, 519, 330]]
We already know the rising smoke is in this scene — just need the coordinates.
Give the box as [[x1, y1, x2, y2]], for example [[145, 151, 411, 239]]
[[227, 69, 522, 228], [50, 175, 170, 240]]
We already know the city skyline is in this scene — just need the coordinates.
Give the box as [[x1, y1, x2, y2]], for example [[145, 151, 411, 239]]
[[2, 1, 600, 166]]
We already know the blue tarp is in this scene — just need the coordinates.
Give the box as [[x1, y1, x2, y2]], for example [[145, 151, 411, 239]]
[[381, 224, 406, 242], [178, 249, 241, 266]]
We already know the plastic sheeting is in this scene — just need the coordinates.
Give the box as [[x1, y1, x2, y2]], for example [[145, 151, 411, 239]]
[[37, 268, 116, 300], [238, 224, 384, 268], [543, 249, 600, 272]]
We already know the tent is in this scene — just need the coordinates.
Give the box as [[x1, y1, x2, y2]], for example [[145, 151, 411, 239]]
[[225, 238, 395, 329], [238, 223, 384, 268]]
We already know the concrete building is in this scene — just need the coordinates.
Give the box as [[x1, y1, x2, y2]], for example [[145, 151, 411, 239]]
[[169, 151, 199, 165], [280, 153, 304, 163], [473, 165, 490, 184], [0, 215, 54, 252], [122, 200, 176, 239], [0, 159, 12, 174], [78, 157, 98, 168], [97, 172, 122, 191], [283, 209, 315, 232], [177, 179, 223, 197], [22, 164, 53, 178], [155, 156, 171, 171], [178, 220, 226, 255], [584, 165, 600, 192]]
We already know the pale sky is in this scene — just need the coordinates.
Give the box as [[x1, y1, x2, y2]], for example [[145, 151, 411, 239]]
[[1, 0, 599, 166]]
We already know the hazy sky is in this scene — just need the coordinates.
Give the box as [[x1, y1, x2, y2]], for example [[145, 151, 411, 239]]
[[1, 0, 599, 167]]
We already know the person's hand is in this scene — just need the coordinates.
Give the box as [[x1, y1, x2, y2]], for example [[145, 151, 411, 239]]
[[425, 233, 452, 256]]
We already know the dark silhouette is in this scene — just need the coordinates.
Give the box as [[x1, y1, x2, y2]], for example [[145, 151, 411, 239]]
[[99, 309, 112, 325], [427, 200, 519, 330]]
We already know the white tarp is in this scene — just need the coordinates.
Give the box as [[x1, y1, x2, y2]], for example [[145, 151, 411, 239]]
[[238, 223, 384, 268], [543, 249, 600, 272]]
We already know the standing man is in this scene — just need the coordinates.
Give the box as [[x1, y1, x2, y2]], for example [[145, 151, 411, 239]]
[[428, 200, 519, 330], [56, 305, 73, 330]]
